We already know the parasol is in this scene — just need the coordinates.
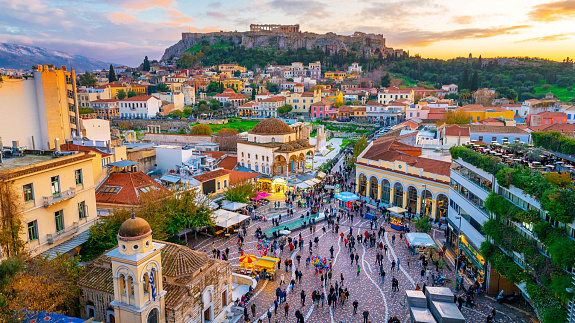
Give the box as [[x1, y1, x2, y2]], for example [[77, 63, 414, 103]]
[[239, 254, 257, 263]]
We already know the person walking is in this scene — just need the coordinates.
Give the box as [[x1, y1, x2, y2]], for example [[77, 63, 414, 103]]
[[357, 264, 361, 276], [380, 268, 386, 284], [280, 274, 285, 286], [300, 290, 306, 306], [353, 300, 359, 314], [406, 256, 411, 268], [363, 310, 369, 323], [350, 252, 354, 266], [397, 258, 401, 271], [355, 254, 359, 265], [284, 303, 289, 317], [251, 303, 256, 318], [391, 259, 396, 271], [274, 300, 278, 315], [266, 309, 272, 323]]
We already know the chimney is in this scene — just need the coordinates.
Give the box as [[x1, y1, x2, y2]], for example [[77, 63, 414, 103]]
[[55, 138, 60, 152]]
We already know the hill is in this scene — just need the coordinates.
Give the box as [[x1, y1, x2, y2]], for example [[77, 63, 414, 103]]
[[0, 43, 119, 72]]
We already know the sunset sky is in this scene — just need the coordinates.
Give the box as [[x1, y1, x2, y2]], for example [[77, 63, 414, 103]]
[[1, 0, 574, 65]]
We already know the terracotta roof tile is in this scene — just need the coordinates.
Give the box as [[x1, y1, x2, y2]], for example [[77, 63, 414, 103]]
[[228, 170, 259, 183], [204, 151, 227, 159], [96, 171, 168, 205], [443, 124, 470, 136], [60, 143, 112, 157], [193, 169, 230, 182], [218, 156, 237, 170]]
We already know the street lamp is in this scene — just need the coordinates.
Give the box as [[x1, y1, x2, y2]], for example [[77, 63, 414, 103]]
[[453, 215, 462, 293], [421, 184, 427, 217]]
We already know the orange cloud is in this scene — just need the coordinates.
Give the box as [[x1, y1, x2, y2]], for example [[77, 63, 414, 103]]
[[529, 0, 575, 22], [108, 12, 138, 24], [451, 15, 474, 25], [119, 0, 174, 11], [166, 10, 194, 26], [516, 33, 575, 43]]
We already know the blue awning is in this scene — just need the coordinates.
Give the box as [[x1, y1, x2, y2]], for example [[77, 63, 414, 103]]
[[160, 175, 181, 184], [108, 160, 138, 168]]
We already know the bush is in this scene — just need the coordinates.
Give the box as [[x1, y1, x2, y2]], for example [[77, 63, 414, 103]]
[[414, 216, 432, 233], [190, 124, 212, 135]]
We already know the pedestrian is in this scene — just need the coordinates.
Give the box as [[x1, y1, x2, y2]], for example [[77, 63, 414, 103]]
[[380, 268, 386, 284], [363, 310, 369, 323], [300, 290, 306, 306], [251, 303, 256, 318], [420, 268, 425, 281], [406, 256, 411, 268], [355, 254, 359, 265], [457, 296, 464, 310], [267, 309, 272, 323], [353, 300, 359, 314], [491, 308, 497, 320], [392, 234, 395, 244], [397, 258, 400, 270], [350, 252, 354, 265], [284, 303, 289, 317], [391, 259, 396, 271], [274, 300, 278, 315], [357, 264, 361, 276]]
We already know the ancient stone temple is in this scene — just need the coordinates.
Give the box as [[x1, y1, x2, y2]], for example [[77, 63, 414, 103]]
[[249, 24, 300, 33]]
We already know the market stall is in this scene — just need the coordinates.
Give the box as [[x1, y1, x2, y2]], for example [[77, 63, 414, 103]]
[[405, 232, 436, 254], [387, 206, 407, 231], [335, 191, 360, 210], [222, 202, 248, 211], [238, 254, 256, 274], [253, 256, 279, 280]]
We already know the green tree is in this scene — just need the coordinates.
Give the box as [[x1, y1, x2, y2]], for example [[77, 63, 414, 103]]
[[127, 90, 138, 98], [108, 64, 117, 82], [116, 89, 127, 100], [460, 68, 469, 90], [224, 180, 256, 203], [183, 107, 193, 117], [278, 104, 293, 115], [142, 56, 150, 71], [233, 70, 241, 77], [156, 83, 169, 92], [380, 72, 391, 87], [207, 81, 224, 93], [78, 71, 97, 87], [249, 82, 258, 100], [191, 124, 212, 135], [470, 71, 479, 92], [351, 135, 368, 166], [414, 216, 432, 233], [265, 81, 279, 94], [209, 99, 221, 110]]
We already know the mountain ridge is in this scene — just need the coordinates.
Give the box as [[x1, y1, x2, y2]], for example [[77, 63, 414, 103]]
[[0, 43, 121, 72]]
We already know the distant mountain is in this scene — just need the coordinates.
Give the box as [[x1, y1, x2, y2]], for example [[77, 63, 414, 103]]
[[0, 43, 121, 73]]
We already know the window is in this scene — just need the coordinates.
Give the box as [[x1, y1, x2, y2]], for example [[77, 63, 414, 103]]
[[491, 136, 497, 142], [27, 220, 38, 241], [78, 201, 87, 219], [224, 180, 227, 188], [55, 210, 64, 232], [75, 169, 83, 185], [476, 116, 480, 121], [545, 120, 549, 124], [478, 136, 483, 141], [51, 176, 60, 195], [23, 183, 34, 202]]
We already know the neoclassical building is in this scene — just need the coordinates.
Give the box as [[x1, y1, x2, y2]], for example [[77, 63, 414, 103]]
[[78, 216, 232, 323], [237, 118, 314, 176], [355, 134, 451, 219]]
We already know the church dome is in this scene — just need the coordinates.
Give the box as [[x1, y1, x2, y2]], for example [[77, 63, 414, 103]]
[[118, 216, 152, 241], [248, 117, 294, 135]]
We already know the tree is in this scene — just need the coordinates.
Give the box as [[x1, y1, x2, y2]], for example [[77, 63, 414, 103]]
[[191, 124, 212, 135], [0, 182, 24, 258], [278, 104, 293, 115], [156, 83, 169, 92], [224, 180, 256, 203], [438, 110, 469, 125], [249, 82, 258, 100], [127, 90, 138, 98], [414, 216, 432, 233], [183, 107, 193, 117], [380, 72, 391, 87], [233, 70, 241, 77], [116, 89, 127, 100], [142, 56, 150, 71], [78, 71, 97, 87], [108, 64, 117, 82], [215, 128, 239, 151], [209, 99, 221, 110], [460, 68, 469, 90], [353, 135, 368, 159], [265, 81, 279, 94], [470, 71, 479, 92], [207, 81, 224, 93]]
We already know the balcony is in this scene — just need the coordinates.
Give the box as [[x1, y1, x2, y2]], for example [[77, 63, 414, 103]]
[[43, 187, 76, 207], [46, 216, 87, 245]]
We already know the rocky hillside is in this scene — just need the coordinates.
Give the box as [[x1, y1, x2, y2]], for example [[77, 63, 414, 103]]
[[0, 43, 118, 72], [162, 31, 387, 61]]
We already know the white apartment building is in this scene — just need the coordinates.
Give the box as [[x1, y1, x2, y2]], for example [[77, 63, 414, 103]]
[[119, 95, 161, 119]]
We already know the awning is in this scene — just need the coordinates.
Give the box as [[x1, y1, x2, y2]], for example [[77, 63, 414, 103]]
[[309, 178, 321, 185], [335, 191, 359, 202], [388, 206, 407, 214], [41, 230, 90, 261], [405, 232, 436, 247], [107, 160, 138, 168], [160, 175, 181, 184], [317, 171, 326, 178], [222, 202, 247, 211], [304, 179, 317, 187], [253, 256, 279, 270], [325, 185, 336, 189], [296, 182, 310, 189]]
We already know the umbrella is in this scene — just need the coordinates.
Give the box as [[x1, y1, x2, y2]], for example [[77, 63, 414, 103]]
[[239, 254, 257, 263], [256, 192, 271, 198], [334, 191, 360, 202]]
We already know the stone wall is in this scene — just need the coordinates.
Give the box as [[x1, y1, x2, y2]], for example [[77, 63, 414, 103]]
[[111, 119, 190, 131], [143, 133, 213, 145]]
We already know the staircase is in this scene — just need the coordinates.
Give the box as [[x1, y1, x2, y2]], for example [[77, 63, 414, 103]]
[[221, 306, 244, 323]]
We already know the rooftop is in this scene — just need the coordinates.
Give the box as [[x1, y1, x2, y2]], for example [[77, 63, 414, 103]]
[[96, 171, 168, 205], [0, 151, 92, 179]]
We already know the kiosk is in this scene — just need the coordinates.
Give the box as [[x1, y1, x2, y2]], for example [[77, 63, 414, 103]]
[[388, 206, 407, 231]]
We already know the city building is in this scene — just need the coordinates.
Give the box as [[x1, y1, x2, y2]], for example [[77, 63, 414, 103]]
[[525, 111, 567, 126], [90, 99, 120, 120], [236, 118, 313, 177], [347, 62, 362, 74], [118, 95, 162, 119], [310, 100, 337, 120], [78, 216, 233, 323], [355, 134, 450, 219], [152, 92, 184, 111], [456, 105, 515, 123], [258, 96, 286, 118], [324, 71, 347, 81], [0, 65, 81, 150], [461, 125, 530, 144], [0, 150, 97, 259], [337, 106, 366, 120], [213, 88, 249, 107], [377, 88, 414, 105], [442, 84, 459, 94], [438, 124, 471, 146]]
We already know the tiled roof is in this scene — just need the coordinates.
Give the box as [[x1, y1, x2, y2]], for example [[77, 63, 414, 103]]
[[78, 261, 114, 293], [228, 170, 259, 183], [366, 100, 384, 106], [161, 242, 213, 276], [164, 284, 189, 308], [460, 125, 527, 133], [193, 169, 230, 182], [310, 100, 333, 107], [443, 124, 470, 137], [96, 171, 168, 205], [537, 111, 566, 117], [218, 156, 237, 170], [91, 99, 119, 103], [260, 96, 286, 102], [203, 151, 227, 159], [60, 143, 112, 157], [529, 123, 575, 134]]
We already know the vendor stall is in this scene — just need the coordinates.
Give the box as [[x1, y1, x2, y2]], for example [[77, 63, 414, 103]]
[[253, 256, 279, 280], [222, 202, 248, 211], [405, 232, 436, 253], [365, 212, 376, 220], [387, 206, 407, 231], [238, 254, 256, 274]]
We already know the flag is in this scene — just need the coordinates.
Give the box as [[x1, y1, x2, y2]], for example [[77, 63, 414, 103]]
[[149, 270, 157, 301]]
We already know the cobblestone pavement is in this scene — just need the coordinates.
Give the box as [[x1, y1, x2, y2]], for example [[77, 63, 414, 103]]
[[187, 155, 537, 322]]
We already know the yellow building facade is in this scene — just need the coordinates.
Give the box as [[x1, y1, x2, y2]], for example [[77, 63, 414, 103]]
[[221, 78, 244, 92], [324, 71, 347, 81], [0, 152, 98, 259], [457, 106, 515, 122]]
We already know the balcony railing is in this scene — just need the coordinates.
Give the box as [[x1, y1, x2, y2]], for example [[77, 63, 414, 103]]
[[46, 216, 88, 245], [43, 187, 76, 207]]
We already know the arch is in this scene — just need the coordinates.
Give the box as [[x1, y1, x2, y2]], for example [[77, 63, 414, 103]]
[[369, 176, 378, 199], [358, 173, 367, 197], [393, 182, 404, 208], [289, 155, 298, 172], [436, 194, 449, 219], [147, 307, 159, 323], [274, 155, 287, 175], [421, 189, 433, 216], [407, 186, 418, 213], [381, 179, 391, 203]]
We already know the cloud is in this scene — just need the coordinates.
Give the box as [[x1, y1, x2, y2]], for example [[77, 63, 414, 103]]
[[516, 33, 575, 43], [166, 10, 194, 26], [207, 10, 227, 19], [118, 0, 175, 11], [266, 0, 330, 19], [108, 12, 139, 24], [360, 0, 444, 20], [451, 15, 474, 25], [529, 0, 575, 22]]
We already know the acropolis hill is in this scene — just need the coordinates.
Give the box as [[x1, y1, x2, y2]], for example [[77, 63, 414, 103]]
[[161, 24, 395, 61]]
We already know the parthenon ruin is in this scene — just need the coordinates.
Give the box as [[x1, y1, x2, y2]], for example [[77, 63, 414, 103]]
[[250, 24, 300, 33]]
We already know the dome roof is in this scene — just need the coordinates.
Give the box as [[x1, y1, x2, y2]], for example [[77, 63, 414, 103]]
[[118, 216, 152, 241], [248, 117, 294, 135]]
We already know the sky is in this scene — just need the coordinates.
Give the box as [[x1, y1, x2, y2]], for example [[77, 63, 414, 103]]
[[1, 0, 574, 66]]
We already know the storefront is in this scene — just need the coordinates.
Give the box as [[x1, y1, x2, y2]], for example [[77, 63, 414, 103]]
[[256, 177, 287, 193], [459, 235, 486, 288]]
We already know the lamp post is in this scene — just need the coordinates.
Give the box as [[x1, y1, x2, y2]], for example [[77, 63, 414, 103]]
[[421, 184, 427, 217], [453, 215, 462, 293]]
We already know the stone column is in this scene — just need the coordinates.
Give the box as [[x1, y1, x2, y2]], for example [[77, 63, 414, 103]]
[[416, 195, 422, 215], [365, 182, 370, 198], [431, 200, 437, 219], [377, 184, 382, 200], [389, 188, 395, 205], [355, 177, 359, 194], [402, 191, 408, 209]]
